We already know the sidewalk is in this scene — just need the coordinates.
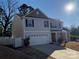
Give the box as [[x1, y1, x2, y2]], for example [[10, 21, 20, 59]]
[[50, 48, 79, 59]]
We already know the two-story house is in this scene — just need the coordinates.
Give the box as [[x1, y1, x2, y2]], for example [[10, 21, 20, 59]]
[[12, 9, 70, 45]]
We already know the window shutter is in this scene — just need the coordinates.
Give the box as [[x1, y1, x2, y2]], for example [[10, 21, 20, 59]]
[[32, 19, 34, 27]]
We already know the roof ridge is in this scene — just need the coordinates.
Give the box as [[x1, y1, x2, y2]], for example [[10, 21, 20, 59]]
[[25, 8, 37, 16], [25, 8, 48, 19]]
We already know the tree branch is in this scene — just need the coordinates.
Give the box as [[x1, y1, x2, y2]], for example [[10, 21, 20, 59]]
[[0, 20, 4, 27]]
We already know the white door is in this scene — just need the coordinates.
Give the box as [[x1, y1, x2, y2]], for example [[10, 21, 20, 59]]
[[30, 36, 50, 45]]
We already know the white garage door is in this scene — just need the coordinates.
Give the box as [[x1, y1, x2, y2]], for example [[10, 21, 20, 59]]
[[30, 36, 50, 45]]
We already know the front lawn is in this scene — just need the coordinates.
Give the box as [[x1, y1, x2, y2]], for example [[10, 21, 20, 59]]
[[70, 35, 79, 38]]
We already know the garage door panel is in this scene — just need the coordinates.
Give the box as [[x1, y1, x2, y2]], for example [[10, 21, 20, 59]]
[[30, 36, 50, 45]]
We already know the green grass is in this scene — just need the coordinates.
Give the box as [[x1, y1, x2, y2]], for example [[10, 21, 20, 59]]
[[70, 35, 79, 38]]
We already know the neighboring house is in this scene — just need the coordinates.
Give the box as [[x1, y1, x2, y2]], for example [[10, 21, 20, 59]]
[[12, 9, 70, 45]]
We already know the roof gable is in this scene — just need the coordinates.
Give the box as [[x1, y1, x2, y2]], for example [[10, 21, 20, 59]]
[[26, 9, 48, 19]]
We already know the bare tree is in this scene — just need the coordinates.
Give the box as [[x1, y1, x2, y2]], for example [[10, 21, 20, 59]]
[[0, 0, 18, 36], [70, 25, 79, 35]]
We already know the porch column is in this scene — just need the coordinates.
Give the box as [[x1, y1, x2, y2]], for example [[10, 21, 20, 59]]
[[55, 32, 58, 42], [65, 32, 67, 41]]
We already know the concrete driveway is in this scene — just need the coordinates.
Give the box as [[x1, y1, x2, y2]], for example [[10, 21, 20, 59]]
[[31, 44, 64, 55], [31, 44, 79, 59]]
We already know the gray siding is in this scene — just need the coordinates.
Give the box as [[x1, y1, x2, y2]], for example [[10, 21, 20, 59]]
[[24, 17, 50, 32], [12, 15, 24, 38]]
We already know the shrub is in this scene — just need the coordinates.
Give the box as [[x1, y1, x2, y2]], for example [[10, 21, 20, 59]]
[[24, 37, 30, 46]]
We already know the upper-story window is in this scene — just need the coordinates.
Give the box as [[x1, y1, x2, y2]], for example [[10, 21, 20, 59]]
[[50, 23, 53, 28], [44, 21, 49, 28], [58, 23, 62, 28], [25, 19, 34, 27], [50, 22, 57, 28]]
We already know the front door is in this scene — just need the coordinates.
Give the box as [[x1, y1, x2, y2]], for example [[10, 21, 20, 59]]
[[51, 33, 56, 43]]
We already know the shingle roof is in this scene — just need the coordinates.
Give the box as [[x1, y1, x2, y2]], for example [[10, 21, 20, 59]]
[[25, 8, 49, 19]]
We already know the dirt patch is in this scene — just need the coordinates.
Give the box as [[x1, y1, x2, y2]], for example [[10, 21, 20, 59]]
[[66, 41, 79, 51], [0, 45, 55, 59], [0, 46, 30, 59]]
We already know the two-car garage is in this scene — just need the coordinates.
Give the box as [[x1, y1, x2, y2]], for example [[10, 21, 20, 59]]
[[25, 31, 51, 46], [30, 36, 50, 45]]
